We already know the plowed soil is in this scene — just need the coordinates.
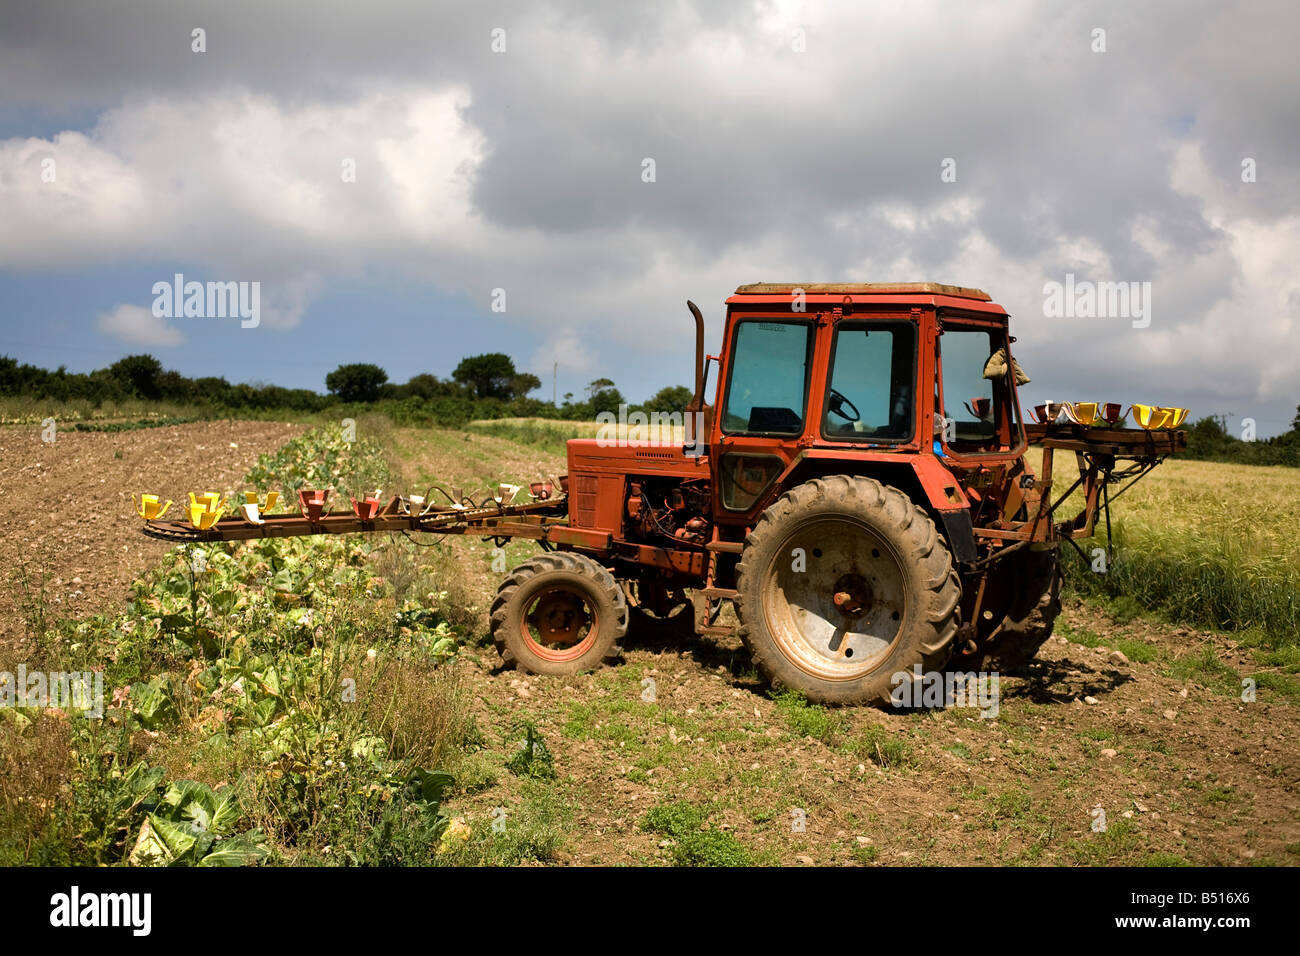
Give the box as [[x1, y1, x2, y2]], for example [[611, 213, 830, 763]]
[[0, 420, 304, 661]]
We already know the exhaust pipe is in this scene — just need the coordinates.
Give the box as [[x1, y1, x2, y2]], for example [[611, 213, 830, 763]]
[[687, 300, 704, 412]]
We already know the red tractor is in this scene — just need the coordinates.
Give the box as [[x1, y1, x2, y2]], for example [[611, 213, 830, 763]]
[[142, 282, 1185, 706], [489, 282, 1183, 703]]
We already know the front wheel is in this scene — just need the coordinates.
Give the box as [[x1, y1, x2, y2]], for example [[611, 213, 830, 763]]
[[735, 475, 961, 706], [490, 552, 628, 675]]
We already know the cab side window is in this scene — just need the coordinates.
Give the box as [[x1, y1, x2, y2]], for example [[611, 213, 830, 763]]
[[938, 328, 998, 449]]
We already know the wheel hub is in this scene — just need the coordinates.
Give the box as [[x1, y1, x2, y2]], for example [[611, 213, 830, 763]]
[[831, 572, 873, 618], [763, 517, 908, 681], [526, 589, 590, 648]]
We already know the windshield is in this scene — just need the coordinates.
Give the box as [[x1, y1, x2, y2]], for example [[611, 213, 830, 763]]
[[721, 321, 814, 435]]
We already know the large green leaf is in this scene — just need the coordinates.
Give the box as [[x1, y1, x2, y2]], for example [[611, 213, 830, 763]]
[[405, 768, 455, 807], [157, 780, 243, 838], [198, 831, 269, 867], [128, 816, 172, 867], [111, 761, 165, 819], [211, 589, 238, 617], [147, 813, 198, 861], [206, 789, 242, 836], [131, 678, 177, 729]]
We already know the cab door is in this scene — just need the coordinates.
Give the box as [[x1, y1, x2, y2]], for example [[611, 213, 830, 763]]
[[711, 313, 822, 523]]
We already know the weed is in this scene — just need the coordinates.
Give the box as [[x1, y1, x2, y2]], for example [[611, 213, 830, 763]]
[[640, 801, 708, 838], [638, 800, 753, 867], [850, 725, 913, 768], [440, 781, 566, 866], [670, 829, 753, 867], [1165, 645, 1240, 695], [851, 844, 879, 864], [506, 721, 557, 780]]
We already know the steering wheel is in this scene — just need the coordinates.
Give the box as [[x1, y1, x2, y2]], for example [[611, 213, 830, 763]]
[[826, 388, 861, 423]]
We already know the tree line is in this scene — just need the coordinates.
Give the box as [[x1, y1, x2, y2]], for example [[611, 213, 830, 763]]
[[5, 351, 1295, 465], [0, 352, 694, 425], [1182, 411, 1300, 467]]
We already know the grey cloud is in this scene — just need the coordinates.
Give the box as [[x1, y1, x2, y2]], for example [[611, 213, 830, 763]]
[[0, 0, 1297, 430]]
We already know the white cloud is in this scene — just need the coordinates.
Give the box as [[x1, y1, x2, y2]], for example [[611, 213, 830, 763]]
[[95, 304, 185, 346]]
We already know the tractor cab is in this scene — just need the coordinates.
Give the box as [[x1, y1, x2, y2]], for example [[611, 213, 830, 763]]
[[706, 283, 1028, 530], [713, 282, 1024, 452]]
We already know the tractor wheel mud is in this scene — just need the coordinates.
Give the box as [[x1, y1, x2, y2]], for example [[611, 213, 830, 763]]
[[491, 552, 628, 676], [735, 475, 961, 706], [959, 548, 1062, 672]]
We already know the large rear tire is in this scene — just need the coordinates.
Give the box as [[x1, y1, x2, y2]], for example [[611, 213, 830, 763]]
[[491, 552, 628, 676], [735, 475, 961, 706]]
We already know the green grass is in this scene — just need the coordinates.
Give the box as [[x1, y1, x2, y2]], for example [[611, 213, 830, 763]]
[[848, 725, 914, 768], [1079, 728, 1116, 741], [1142, 852, 1193, 867], [463, 419, 583, 456], [1068, 819, 1143, 865], [1164, 645, 1242, 695], [439, 781, 567, 866], [1064, 529, 1300, 645], [1252, 671, 1300, 704], [1057, 621, 1161, 665], [1053, 456, 1300, 643], [669, 829, 754, 867], [640, 801, 709, 838], [638, 800, 754, 867], [851, 844, 880, 864], [771, 689, 841, 743]]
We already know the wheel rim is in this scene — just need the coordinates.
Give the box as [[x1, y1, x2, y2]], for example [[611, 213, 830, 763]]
[[521, 586, 599, 663], [761, 517, 909, 681]]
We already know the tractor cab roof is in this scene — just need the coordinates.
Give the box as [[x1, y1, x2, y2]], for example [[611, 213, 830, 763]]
[[733, 282, 991, 300], [726, 282, 1007, 317]]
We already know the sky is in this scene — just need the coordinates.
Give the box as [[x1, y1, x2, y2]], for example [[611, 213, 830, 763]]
[[1, 0, 1297, 433]]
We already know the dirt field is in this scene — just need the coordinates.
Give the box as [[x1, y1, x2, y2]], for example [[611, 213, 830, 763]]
[[5, 419, 1296, 865], [0, 420, 304, 660]]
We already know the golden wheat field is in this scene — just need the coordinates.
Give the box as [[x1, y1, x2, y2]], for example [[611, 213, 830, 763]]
[[1048, 454, 1299, 567]]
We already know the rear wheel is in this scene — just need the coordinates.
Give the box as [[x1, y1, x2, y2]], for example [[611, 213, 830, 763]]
[[491, 552, 628, 675], [735, 476, 961, 706]]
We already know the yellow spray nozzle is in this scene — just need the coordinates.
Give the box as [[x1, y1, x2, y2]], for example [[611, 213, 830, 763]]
[[188, 504, 225, 529], [134, 494, 173, 520]]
